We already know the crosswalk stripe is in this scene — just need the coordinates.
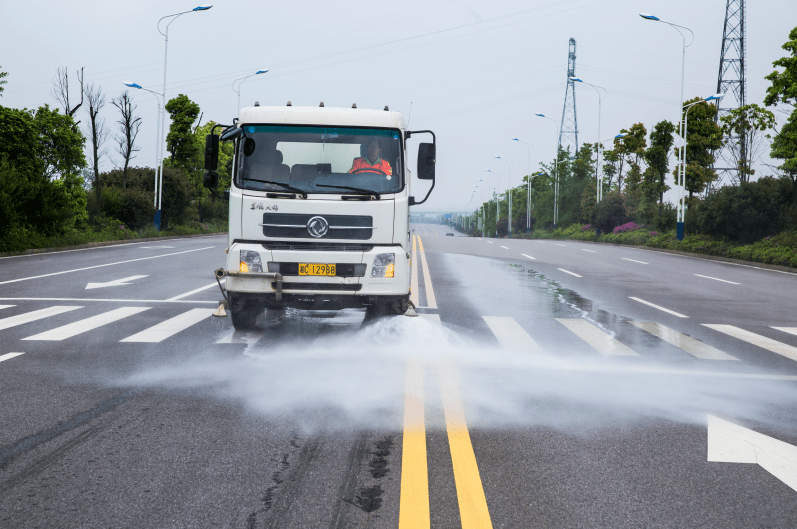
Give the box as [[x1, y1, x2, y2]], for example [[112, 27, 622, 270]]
[[0, 305, 15, 310], [23, 307, 150, 341], [629, 322, 739, 361], [120, 308, 214, 342], [0, 306, 83, 331], [772, 327, 797, 338], [216, 330, 265, 344], [482, 316, 542, 353], [703, 325, 797, 363], [0, 352, 24, 363], [555, 318, 639, 356]]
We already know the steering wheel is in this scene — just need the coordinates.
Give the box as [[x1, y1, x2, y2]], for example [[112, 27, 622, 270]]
[[350, 167, 389, 176]]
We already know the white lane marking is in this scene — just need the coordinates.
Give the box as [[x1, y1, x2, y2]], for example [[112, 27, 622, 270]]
[[482, 316, 542, 353], [0, 297, 216, 304], [557, 268, 582, 278], [521, 254, 536, 260], [629, 297, 688, 318], [419, 313, 441, 325], [581, 249, 596, 253], [120, 308, 214, 343], [556, 318, 639, 356], [476, 238, 482, 241], [0, 305, 15, 310], [418, 239, 437, 309], [500, 246, 509, 249], [85, 275, 149, 290], [410, 236, 419, 308], [629, 321, 739, 361], [0, 306, 83, 331], [0, 352, 25, 363], [556, 244, 566, 247], [485, 241, 493, 244], [139, 246, 175, 249], [166, 280, 224, 302], [23, 307, 150, 341], [216, 330, 265, 344], [0, 247, 215, 286], [694, 274, 739, 285], [773, 327, 797, 337], [708, 414, 797, 492], [622, 258, 648, 265], [703, 325, 797, 363]]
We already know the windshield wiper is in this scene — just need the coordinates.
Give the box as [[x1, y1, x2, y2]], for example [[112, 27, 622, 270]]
[[315, 184, 381, 200], [246, 178, 307, 198]]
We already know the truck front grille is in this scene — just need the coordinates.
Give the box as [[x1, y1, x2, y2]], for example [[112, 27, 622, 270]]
[[262, 241, 374, 252]]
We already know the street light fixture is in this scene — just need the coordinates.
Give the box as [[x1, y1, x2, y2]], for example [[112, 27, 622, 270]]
[[511, 138, 534, 232], [156, 4, 213, 229], [570, 77, 608, 204], [123, 81, 164, 209], [640, 12, 694, 240], [494, 156, 513, 236], [535, 113, 562, 226], [232, 69, 270, 113]]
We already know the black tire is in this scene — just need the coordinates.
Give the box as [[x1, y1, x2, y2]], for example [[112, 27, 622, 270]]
[[365, 298, 407, 319], [230, 305, 260, 330]]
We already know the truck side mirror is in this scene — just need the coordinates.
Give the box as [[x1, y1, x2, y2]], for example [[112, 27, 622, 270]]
[[417, 143, 435, 180], [203, 134, 220, 189]]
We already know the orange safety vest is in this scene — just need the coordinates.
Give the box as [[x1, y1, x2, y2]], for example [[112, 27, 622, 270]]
[[348, 157, 392, 175]]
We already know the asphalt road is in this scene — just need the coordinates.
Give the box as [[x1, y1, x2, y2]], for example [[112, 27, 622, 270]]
[[1, 227, 796, 528]]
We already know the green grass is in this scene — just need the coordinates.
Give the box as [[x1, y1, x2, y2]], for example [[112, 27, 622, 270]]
[[517, 225, 797, 269]]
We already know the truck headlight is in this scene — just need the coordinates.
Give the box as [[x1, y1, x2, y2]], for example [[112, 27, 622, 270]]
[[371, 253, 395, 278], [239, 250, 263, 273]]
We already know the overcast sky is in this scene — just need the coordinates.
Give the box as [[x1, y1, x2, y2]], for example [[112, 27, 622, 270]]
[[2, 0, 794, 212]]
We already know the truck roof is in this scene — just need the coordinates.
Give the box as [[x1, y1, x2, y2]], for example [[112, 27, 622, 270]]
[[238, 105, 405, 131]]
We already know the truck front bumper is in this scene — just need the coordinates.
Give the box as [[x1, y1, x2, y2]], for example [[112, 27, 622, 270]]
[[223, 242, 410, 297]]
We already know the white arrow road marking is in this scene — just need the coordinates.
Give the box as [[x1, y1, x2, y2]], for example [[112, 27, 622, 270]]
[[0, 352, 25, 364], [708, 414, 797, 492], [85, 275, 148, 290]]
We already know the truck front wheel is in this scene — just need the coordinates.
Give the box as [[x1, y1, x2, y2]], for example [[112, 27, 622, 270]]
[[230, 302, 262, 330], [365, 298, 408, 319]]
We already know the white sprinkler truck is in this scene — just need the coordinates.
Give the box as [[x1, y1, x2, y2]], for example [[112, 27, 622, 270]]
[[202, 103, 436, 330]]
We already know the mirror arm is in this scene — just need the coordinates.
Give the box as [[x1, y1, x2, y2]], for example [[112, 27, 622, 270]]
[[406, 130, 436, 146], [410, 175, 435, 206]]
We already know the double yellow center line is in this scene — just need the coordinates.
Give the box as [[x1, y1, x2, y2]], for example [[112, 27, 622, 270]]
[[400, 235, 492, 528]]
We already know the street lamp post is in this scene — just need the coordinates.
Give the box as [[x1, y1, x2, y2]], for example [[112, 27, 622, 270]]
[[156, 4, 212, 229], [570, 78, 607, 203], [484, 170, 501, 237], [677, 93, 725, 235], [511, 138, 534, 231], [535, 113, 561, 227], [123, 82, 163, 209], [640, 12, 693, 240], [494, 156, 513, 236], [232, 69, 270, 114]]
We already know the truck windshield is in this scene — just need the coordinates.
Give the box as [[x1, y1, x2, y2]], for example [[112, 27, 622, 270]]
[[234, 125, 403, 195]]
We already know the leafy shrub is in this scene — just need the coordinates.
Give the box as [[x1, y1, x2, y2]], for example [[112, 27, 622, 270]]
[[590, 191, 629, 234]]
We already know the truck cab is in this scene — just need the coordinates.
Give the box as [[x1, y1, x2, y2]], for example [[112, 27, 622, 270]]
[[203, 104, 435, 329]]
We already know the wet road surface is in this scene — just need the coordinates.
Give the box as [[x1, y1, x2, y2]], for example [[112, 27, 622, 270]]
[[1, 227, 796, 527]]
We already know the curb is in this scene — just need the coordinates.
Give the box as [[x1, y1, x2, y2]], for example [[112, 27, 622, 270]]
[[0, 232, 227, 259], [540, 238, 797, 275]]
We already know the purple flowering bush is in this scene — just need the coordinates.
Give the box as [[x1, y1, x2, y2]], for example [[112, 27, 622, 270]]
[[613, 222, 643, 234]]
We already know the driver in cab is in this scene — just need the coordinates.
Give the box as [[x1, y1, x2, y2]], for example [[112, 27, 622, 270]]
[[348, 139, 392, 176]]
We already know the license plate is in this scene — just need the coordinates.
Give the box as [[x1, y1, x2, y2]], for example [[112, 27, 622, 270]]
[[298, 263, 336, 276]]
